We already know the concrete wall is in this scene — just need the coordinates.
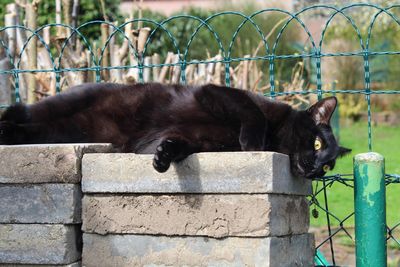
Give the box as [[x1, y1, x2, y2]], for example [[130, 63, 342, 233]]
[[0, 144, 112, 266], [0, 145, 314, 266]]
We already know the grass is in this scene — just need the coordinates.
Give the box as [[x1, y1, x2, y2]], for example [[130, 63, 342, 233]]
[[310, 121, 400, 228]]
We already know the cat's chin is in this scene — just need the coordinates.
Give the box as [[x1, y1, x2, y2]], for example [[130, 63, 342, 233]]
[[290, 167, 308, 179], [289, 154, 321, 179], [291, 168, 320, 180], [291, 166, 326, 180]]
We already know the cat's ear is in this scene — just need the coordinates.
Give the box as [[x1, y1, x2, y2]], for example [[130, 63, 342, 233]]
[[307, 96, 337, 125], [338, 146, 352, 157]]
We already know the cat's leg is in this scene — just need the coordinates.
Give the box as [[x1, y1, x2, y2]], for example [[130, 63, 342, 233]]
[[195, 84, 268, 151], [153, 138, 197, 173], [0, 119, 87, 145], [0, 121, 25, 144], [0, 121, 53, 145], [0, 103, 30, 123], [0, 104, 29, 144]]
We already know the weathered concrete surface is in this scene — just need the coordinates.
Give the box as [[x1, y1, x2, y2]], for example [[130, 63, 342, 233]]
[[82, 152, 311, 195], [0, 184, 81, 223], [82, 194, 309, 238], [0, 144, 113, 184], [0, 261, 81, 267], [82, 233, 315, 267], [0, 224, 81, 264]]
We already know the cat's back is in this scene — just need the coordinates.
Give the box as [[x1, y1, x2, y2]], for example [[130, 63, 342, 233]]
[[42, 82, 192, 106], [27, 82, 193, 122]]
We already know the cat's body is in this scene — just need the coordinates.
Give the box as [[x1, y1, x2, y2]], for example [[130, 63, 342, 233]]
[[0, 83, 350, 178]]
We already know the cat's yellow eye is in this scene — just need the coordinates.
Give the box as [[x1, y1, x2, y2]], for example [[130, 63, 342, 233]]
[[314, 138, 322, 151], [323, 165, 330, 172]]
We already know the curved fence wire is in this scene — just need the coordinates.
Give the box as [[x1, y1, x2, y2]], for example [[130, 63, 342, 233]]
[[0, 3, 399, 266]]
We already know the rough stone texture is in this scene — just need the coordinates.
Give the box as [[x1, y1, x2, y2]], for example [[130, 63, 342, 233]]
[[82, 194, 309, 238], [0, 184, 81, 223], [0, 224, 81, 264], [82, 233, 315, 267], [0, 144, 113, 184], [82, 152, 312, 195]]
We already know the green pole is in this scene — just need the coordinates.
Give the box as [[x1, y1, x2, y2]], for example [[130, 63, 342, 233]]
[[354, 152, 387, 267]]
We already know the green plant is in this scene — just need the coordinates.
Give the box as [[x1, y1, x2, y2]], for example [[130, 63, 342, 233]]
[[323, 3, 400, 90], [389, 97, 400, 111], [0, 0, 14, 27], [0, 0, 123, 38], [322, 3, 400, 117], [336, 94, 366, 121]]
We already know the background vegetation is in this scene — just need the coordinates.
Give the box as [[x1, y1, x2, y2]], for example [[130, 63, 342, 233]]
[[321, 2, 400, 118], [0, 0, 122, 26], [139, 4, 304, 83]]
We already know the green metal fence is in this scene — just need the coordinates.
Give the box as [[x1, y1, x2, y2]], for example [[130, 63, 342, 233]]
[[0, 3, 399, 266]]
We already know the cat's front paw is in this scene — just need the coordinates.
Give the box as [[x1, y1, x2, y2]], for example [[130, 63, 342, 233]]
[[152, 139, 176, 173]]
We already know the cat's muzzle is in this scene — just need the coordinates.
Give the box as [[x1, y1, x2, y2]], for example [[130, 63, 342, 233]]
[[289, 154, 326, 179]]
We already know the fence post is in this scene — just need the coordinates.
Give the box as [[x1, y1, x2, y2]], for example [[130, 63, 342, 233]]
[[354, 152, 386, 267]]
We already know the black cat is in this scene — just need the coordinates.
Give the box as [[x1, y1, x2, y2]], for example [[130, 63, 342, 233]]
[[0, 83, 350, 178]]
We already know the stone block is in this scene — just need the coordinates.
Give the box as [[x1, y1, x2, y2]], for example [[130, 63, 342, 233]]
[[0, 224, 81, 264], [82, 233, 315, 267], [0, 144, 113, 184], [82, 152, 311, 195], [82, 194, 309, 238], [0, 184, 81, 224]]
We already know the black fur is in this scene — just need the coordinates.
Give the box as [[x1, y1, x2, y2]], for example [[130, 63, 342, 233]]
[[0, 83, 351, 178]]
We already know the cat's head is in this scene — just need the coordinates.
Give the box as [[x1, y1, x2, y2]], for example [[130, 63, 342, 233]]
[[288, 97, 351, 179]]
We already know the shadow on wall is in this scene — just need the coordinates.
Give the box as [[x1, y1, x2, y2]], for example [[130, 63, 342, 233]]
[[174, 154, 203, 209]]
